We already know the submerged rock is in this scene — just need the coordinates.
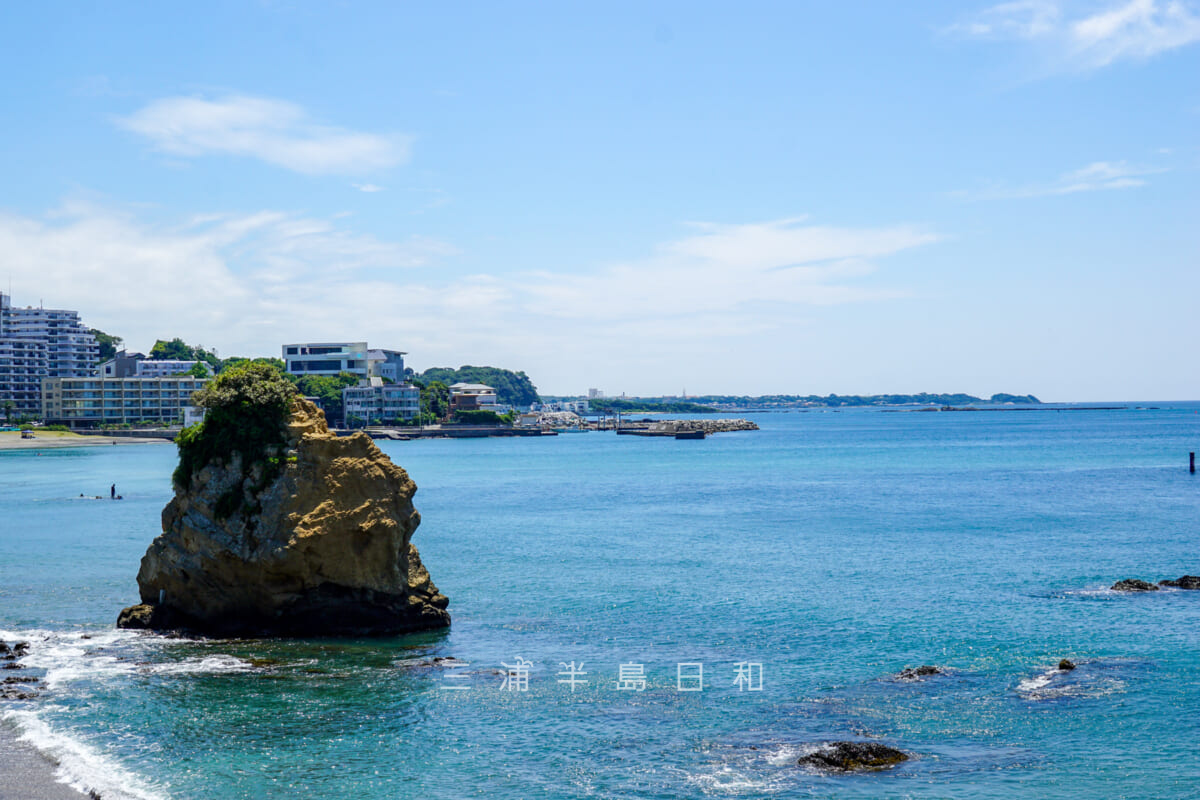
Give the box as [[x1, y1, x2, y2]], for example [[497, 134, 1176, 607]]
[[1111, 579, 1159, 592], [1159, 575, 1200, 590], [798, 741, 909, 771], [897, 665, 941, 680], [1058, 659, 1076, 671], [118, 394, 449, 637]]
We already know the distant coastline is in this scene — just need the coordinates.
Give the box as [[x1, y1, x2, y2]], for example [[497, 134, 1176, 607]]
[[557, 393, 1041, 414]]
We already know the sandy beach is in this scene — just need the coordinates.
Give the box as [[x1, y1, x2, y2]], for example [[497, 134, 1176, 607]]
[[0, 432, 172, 451], [0, 727, 89, 800]]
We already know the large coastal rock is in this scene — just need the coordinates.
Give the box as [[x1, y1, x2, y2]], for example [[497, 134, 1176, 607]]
[[118, 398, 449, 636]]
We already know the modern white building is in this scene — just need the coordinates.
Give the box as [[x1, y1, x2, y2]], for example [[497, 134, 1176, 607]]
[[282, 342, 370, 378], [343, 377, 420, 425], [0, 293, 99, 417], [41, 375, 209, 427], [283, 343, 410, 385]]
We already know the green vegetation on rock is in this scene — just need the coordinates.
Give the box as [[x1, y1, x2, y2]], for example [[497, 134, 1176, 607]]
[[172, 363, 298, 504], [418, 366, 539, 407]]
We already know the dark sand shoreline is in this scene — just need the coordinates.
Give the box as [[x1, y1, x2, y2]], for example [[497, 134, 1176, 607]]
[[0, 724, 90, 800]]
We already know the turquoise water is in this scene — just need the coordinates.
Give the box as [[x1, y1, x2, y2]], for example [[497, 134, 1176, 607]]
[[2, 406, 1199, 798]]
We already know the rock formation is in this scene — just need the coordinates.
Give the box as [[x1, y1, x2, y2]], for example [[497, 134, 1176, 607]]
[[118, 396, 449, 636], [897, 665, 941, 680], [1159, 575, 1200, 589], [1111, 579, 1159, 592], [798, 741, 909, 771]]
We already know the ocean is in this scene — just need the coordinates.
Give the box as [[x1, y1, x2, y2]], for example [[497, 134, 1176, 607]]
[[2, 405, 1199, 799]]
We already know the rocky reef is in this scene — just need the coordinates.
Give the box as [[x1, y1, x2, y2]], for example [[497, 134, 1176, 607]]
[[118, 365, 449, 637], [1111, 579, 1159, 592], [896, 665, 941, 680], [798, 741, 909, 771]]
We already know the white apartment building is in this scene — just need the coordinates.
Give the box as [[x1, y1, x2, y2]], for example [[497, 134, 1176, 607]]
[[282, 342, 370, 378], [343, 378, 420, 425], [41, 375, 209, 427], [0, 293, 99, 417]]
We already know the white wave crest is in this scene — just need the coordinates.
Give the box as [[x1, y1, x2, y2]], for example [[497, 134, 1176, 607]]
[[2, 708, 169, 800]]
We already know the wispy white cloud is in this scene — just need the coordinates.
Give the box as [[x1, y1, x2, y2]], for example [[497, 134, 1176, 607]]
[[117, 94, 410, 175], [517, 217, 937, 321], [950, 0, 1200, 70], [353, 183, 386, 193], [0, 200, 457, 354], [956, 159, 1165, 198], [949, 0, 1063, 39], [0, 204, 934, 391]]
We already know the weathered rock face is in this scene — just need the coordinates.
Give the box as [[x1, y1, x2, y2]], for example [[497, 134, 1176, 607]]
[[119, 398, 449, 636]]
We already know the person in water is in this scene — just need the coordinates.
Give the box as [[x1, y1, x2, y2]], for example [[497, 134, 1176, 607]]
[[111, 483, 116, 499]]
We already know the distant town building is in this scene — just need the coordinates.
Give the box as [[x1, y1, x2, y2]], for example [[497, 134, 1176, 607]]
[[41, 375, 208, 427], [98, 351, 212, 379], [367, 349, 407, 383], [136, 359, 212, 378], [542, 398, 590, 414], [98, 351, 145, 378], [0, 293, 99, 417], [448, 383, 501, 413], [283, 343, 407, 384], [588, 388, 604, 399], [282, 342, 370, 378], [343, 377, 420, 425]]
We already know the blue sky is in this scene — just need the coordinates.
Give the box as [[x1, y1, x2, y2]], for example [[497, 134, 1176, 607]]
[[1, 1, 1196, 399]]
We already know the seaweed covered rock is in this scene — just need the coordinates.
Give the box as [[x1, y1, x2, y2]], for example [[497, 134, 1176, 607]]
[[798, 741, 909, 771], [118, 364, 449, 636]]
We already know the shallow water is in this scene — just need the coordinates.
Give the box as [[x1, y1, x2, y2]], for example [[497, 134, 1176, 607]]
[[2, 405, 1199, 798]]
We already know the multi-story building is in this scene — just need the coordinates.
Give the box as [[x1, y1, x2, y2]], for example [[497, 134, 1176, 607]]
[[449, 383, 509, 414], [98, 351, 212, 379], [41, 375, 209, 427], [0, 293, 99, 417], [367, 349, 407, 383], [0, 338, 48, 418], [343, 378, 420, 425], [282, 342, 370, 378], [282, 343, 408, 383], [135, 359, 212, 378], [98, 351, 145, 378]]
